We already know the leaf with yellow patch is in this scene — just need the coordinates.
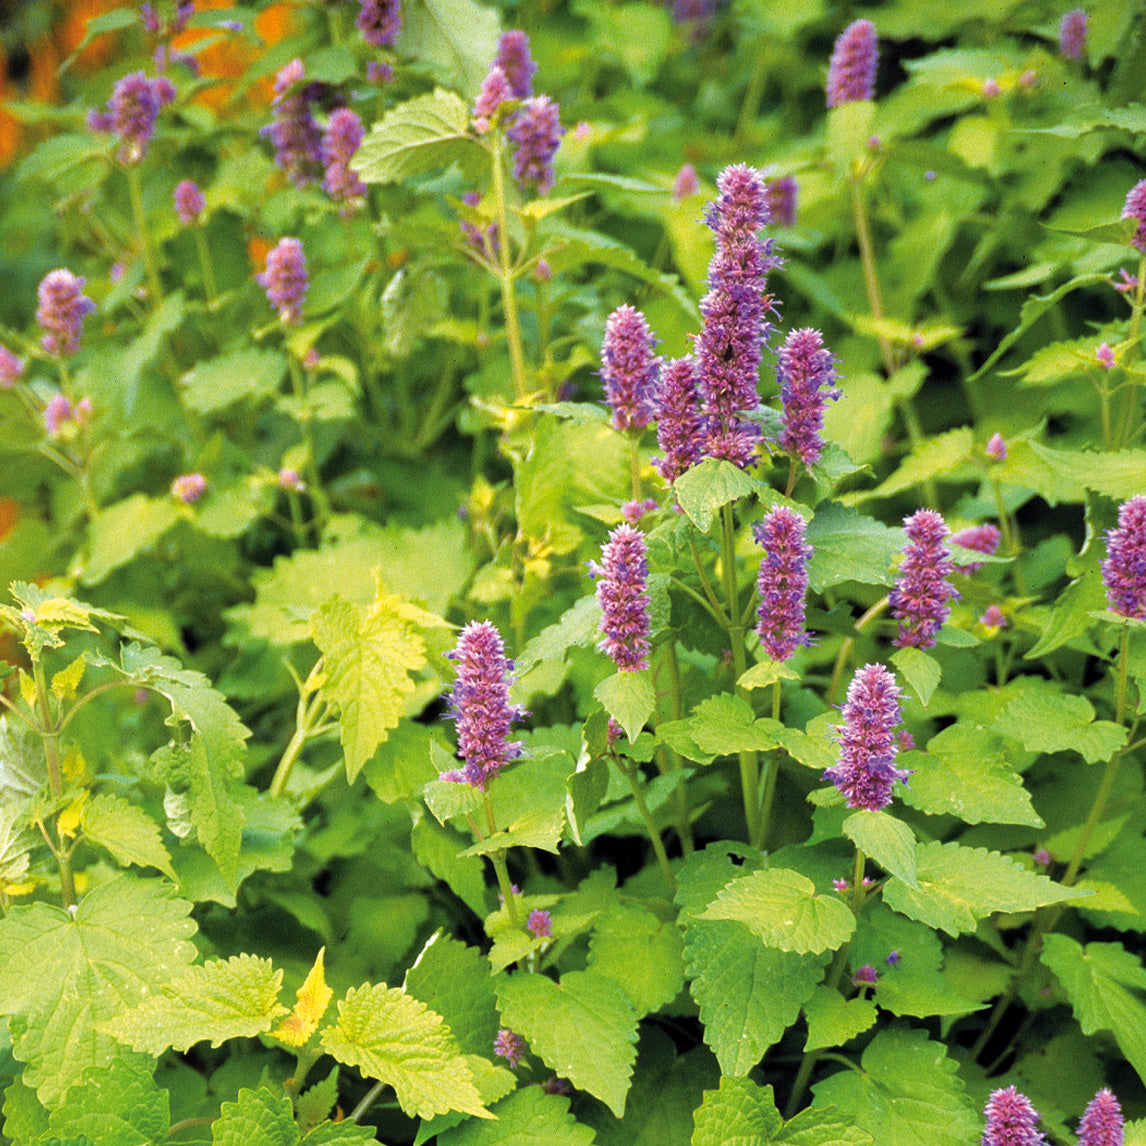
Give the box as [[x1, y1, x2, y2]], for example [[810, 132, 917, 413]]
[[273, 947, 333, 1048], [50, 655, 86, 701]]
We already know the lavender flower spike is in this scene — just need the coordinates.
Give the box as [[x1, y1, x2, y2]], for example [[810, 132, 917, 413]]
[[37, 269, 96, 357], [1059, 9, 1088, 60], [981, 1086, 1047, 1146], [601, 304, 660, 432], [1102, 495, 1146, 618], [827, 19, 878, 107], [824, 663, 909, 812], [0, 345, 25, 387], [1122, 179, 1146, 253], [592, 525, 652, 672], [258, 237, 308, 325], [753, 507, 813, 661], [472, 66, 513, 135], [357, 0, 401, 47], [765, 176, 798, 227], [890, 508, 958, 649], [93, 71, 176, 163], [174, 180, 204, 226], [321, 108, 367, 214], [950, 523, 1001, 574], [1078, 1088, 1124, 1146], [653, 356, 704, 483], [777, 327, 841, 466], [494, 1029, 526, 1067], [445, 620, 526, 790], [507, 96, 564, 195], [495, 30, 538, 99], [261, 59, 322, 187]]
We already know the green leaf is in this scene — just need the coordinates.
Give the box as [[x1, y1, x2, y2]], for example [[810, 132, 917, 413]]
[[302, 1119, 377, 1143], [775, 1107, 872, 1145], [994, 689, 1127, 763], [1041, 934, 1146, 1088], [688, 694, 781, 756], [883, 841, 1090, 936], [103, 954, 288, 1054], [900, 724, 1043, 827], [890, 647, 941, 708], [496, 970, 638, 1117], [460, 806, 566, 856], [310, 588, 436, 783], [700, 868, 856, 954], [297, 1067, 341, 1135], [842, 811, 918, 887], [436, 1087, 595, 1146], [672, 459, 760, 531], [354, 90, 484, 184], [404, 931, 500, 1058], [692, 1076, 783, 1145], [2, 1076, 50, 1143], [47, 1057, 169, 1144], [515, 595, 602, 681], [399, 0, 501, 94], [1025, 571, 1107, 657], [320, 983, 488, 1121], [180, 348, 287, 414], [853, 427, 975, 503], [737, 659, 800, 691], [212, 1088, 298, 1146], [0, 878, 197, 1104], [677, 845, 826, 1075], [587, 902, 685, 1016], [81, 494, 180, 586], [803, 988, 878, 1051], [424, 770, 484, 824], [585, 3, 672, 86], [594, 670, 655, 743], [806, 502, 904, 590], [827, 100, 877, 175], [811, 1028, 977, 1146], [80, 792, 177, 881]]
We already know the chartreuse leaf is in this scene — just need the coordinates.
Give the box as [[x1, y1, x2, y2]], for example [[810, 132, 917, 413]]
[[673, 459, 760, 531], [812, 1027, 978, 1146], [688, 694, 781, 756], [399, 0, 500, 93], [212, 1088, 297, 1146], [180, 347, 287, 414], [692, 1076, 783, 1144], [0, 877, 197, 1105], [587, 902, 685, 1016], [594, 670, 655, 743], [890, 647, 940, 708], [700, 868, 856, 954], [842, 811, 918, 887], [80, 791, 177, 881], [104, 954, 288, 1054], [803, 988, 878, 1051], [900, 724, 1043, 827], [1041, 934, 1146, 1087], [994, 689, 1126, 763], [852, 427, 975, 503], [2, 1076, 49, 1142], [496, 970, 638, 1117], [437, 1087, 594, 1146], [272, 948, 333, 1048], [776, 1108, 872, 1145], [320, 983, 488, 1121], [677, 845, 826, 1075], [300, 1119, 376, 1143], [310, 580, 444, 783], [46, 1057, 169, 1143], [297, 1067, 341, 1135], [883, 841, 1089, 936], [806, 502, 904, 591], [738, 658, 800, 691], [80, 494, 181, 585], [404, 931, 499, 1058]]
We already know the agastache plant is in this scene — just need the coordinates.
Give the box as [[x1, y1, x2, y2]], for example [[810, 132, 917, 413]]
[[777, 326, 841, 488], [89, 71, 176, 163], [36, 269, 96, 358], [262, 59, 323, 187], [357, 0, 401, 47], [653, 357, 704, 482], [890, 508, 958, 648], [1077, 1089, 1124, 1146], [321, 108, 367, 214], [506, 96, 564, 194], [258, 238, 308, 326], [494, 30, 537, 98]]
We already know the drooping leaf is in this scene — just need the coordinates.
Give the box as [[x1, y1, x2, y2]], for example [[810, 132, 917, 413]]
[[890, 647, 941, 708], [853, 427, 975, 503], [398, 0, 501, 94], [80, 791, 177, 881], [594, 670, 655, 743], [436, 1087, 595, 1146], [841, 811, 918, 887], [994, 689, 1127, 764], [803, 988, 878, 1051], [673, 459, 760, 531], [81, 495, 181, 586]]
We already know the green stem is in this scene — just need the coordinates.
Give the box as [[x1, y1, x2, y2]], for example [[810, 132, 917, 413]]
[[617, 753, 676, 892], [193, 226, 219, 308], [127, 163, 162, 305], [687, 536, 730, 626], [33, 658, 76, 908], [490, 137, 528, 400], [349, 1080, 388, 1125], [287, 357, 330, 535], [661, 641, 694, 855], [485, 794, 520, 930], [1114, 251, 1146, 448], [269, 671, 328, 799], [733, 33, 769, 146], [757, 681, 782, 849], [849, 175, 893, 375], [828, 595, 890, 706], [629, 434, 642, 500]]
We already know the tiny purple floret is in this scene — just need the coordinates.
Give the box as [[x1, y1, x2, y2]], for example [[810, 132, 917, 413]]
[[171, 472, 207, 503], [527, 909, 552, 938], [0, 345, 24, 387], [986, 432, 1007, 460], [1097, 342, 1115, 370], [494, 1028, 526, 1067], [672, 163, 700, 202]]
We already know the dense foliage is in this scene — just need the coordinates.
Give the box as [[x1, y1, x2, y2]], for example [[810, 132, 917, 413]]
[[1, 0, 1146, 1143]]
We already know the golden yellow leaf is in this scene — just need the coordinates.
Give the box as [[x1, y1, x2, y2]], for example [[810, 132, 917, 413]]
[[51, 655, 86, 702], [272, 947, 333, 1048]]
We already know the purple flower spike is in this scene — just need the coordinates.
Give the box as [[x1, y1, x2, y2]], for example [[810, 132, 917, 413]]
[[37, 269, 96, 357], [321, 109, 367, 214], [601, 305, 661, 433], [765, 176, 798, 227], [1078, 1088, 1124, 1146], [986, 432, 1007, 461], [1059, 9, 1088, 60], [851, 964, 878, 986], [95, 71, 176, 163], [44, 394, 73, 438], [174, 180, 204, 226], [980, 605, 1008, 630], [527, 909, 552, 938], [981, 1086, 1047, 1146], [445, 620, 526, 790], [258, 237, 308, 326], [696, 163, 780, 469], [261, 60, 323, 187], [1123, 180, 1146, 252], [494, 1028, 526, 1067], [592, 525, 652, 672], [357, 0, 401, 47], [673, 163, 699, 202], [171, 472, 207, 503], [654, 356, 705, 483], [507, 96, 564, 195], [827, 19, 878, 108], [890, 509, 958, 649], [753, 507, 813, 662], [495, 31, 538, 100], [951, 523, 1001, 575], [473, 66, 512, 135], [1103, 495, 1146, 619], [0, 345, 25, 387], [777, 327, 841, 467], [824, 663, 910, 812]]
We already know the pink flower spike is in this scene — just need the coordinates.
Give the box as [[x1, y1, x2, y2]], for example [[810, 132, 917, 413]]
[[827, 19, 878, 107], [494, 1028, 526, 1067], [0, 345, 24, 387], [1078, 1089, 1122, 1146], [44, 394, 72, 437], [601, 304, 660, 432], [37, 269, 96, 357], [951, 523, 1001, 575], [527, 909, 552, 938], [592, 525, 652, 672], [258, 237, 308, 325], [753, 506, 813, 662], [472, 65, 512, 134], [171, 472, 207, 503], [1059, 9, 1088, 60], [981, 1086, 1047, 1146], [777, 327, 841, 466], [174, 179, 204, 226], [986, 432, 1007, 461], [494, 30, 537, 100], [890, 509, 959, 648], [1102, 495, 1146, 619], [851, 964, 878, 986], [982, 77, 1000, 99], [507, 96, 564, 194], [1097, 342, 1115, 370], [357, 0, 401, 47], [653, 356, 704, 483], [1122, 179, 1146, 252]]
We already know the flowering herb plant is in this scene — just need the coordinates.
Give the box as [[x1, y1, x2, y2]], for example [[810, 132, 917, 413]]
[[0, 1, 1145, 1143]]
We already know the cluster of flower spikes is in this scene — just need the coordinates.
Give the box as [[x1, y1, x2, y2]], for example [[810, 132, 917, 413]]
[[694, 163, 780, 469], [826, 18, 878, 107], [321, 108, 368, 214], [601, 305, 661, 432], [982, 1085, 1122, 1146], [823, 663, 911, 811], [440, 620, 527, 790], [753, 506, 813, 662], [777, 327, 841, 466], [1059, 8, 1089, 60], [592, 525, 652, 672], [262, 59, 325, 187], [88, 71, 176, 164], [357, 0, 401, 47], [258, 238, 308, 326], [889, 508, 959, 649], [1102, 495, 1146, 618], [37, 269, 96, 357], [1123, 178, 1146, 252]]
